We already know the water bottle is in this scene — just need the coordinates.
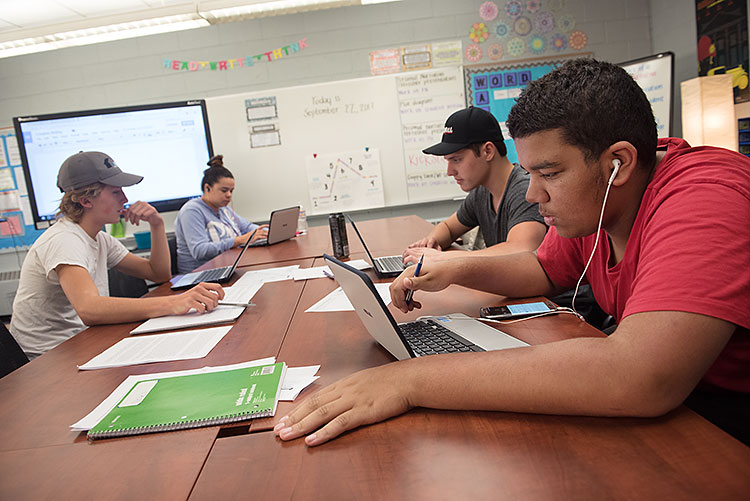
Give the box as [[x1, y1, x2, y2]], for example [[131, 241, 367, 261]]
[[329, 213, 349, 258], [296, 205, 308, 235]]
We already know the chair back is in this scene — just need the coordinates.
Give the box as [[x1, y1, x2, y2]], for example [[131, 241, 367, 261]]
[[0, 322, 29, 378]]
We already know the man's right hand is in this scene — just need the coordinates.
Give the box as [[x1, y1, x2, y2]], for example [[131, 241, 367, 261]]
[[389, 260, 459, 313], [169, 282, 225, 315]]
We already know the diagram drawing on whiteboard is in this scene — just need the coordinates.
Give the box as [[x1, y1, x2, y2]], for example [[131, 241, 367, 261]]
[[305, 148, 384, 214]]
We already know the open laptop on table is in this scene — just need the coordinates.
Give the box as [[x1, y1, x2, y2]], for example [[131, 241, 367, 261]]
[[324, 255, 528, 359], [344, 214, 406, 278], [170, 233, 253, 290], [248, 206, 300, 247]]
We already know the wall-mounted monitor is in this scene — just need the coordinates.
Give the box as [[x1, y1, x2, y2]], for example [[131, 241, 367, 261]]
[[13, 100, 213, 229], [619, 51, 674, 138]]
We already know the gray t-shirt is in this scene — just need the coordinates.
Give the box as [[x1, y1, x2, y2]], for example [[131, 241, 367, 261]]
[[9, 218, 129, 359], [456, 163, 545, 246]]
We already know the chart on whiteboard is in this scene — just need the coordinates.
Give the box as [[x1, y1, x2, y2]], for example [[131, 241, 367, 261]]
[[305, 148, 385, 214]]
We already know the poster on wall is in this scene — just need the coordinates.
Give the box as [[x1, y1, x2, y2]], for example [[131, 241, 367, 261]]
[[0, 128, 46, 251], [695, 0, 749, 104], [305, 148, 385, 214], [464, 53, 589, 164]]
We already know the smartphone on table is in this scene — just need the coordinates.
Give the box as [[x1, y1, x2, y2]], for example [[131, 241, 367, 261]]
[[480, 300, 558, 320]]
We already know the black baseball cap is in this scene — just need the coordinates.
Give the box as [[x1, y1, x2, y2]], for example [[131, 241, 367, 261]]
[[422, 107, 504, 156], [57, 151, 143, 192]]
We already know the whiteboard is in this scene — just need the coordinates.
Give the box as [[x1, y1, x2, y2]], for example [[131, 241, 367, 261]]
[[619, 52, 674, 138], [205, 67, 466, 221]]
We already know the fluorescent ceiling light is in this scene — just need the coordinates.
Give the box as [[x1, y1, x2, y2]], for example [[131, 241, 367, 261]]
[[0, 0, 401, 59], [0, 14, 209, 58]]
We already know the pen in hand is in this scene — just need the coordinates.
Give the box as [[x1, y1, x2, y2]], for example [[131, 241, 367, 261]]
[[218, 302, 256, 308], [405, 253, 424, 305]]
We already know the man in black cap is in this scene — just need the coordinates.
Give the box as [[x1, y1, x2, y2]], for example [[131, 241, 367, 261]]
[[10, 151, 224, 360], [402, 107, 546, 266]]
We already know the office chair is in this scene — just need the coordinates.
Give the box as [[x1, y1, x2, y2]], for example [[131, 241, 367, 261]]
[[0, 322, 29, 378], [167, 234, 179, 276], [108, 268, 149, 298]]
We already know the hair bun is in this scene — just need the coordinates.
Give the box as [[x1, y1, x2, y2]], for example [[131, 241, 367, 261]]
[[207, 154, 224, 167]]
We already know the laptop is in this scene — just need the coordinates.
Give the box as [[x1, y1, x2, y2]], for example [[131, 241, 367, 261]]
[[170, 234, 253, 290], [344, 214, 407, 278], [248, 206, 300, 247], [324, 255, 528, 360]]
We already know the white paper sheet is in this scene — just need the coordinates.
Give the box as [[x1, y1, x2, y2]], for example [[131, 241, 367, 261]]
[[305, 283, 392, 312], [279, 365, 320, 400], [222, 278, 264, 303], [78, 326, 232, 370], [237, 264, 299, 284], [292, 259, 372, 281], [130, 305, 245, 335]]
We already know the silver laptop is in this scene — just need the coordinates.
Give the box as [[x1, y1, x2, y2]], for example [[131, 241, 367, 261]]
[[344, 214, 406, 278], [248, 206, 300, 247], [171, 233, 253, 290], [324, 255, 528, 359]]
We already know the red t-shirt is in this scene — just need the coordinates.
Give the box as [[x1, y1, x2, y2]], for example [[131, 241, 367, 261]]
[[537, 138, 750, 393]]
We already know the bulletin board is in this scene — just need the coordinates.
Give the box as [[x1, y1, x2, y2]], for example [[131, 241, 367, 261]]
[[0, 128, 45, 251], [463, 53, 590, 164], [205, 66, 467, 220]]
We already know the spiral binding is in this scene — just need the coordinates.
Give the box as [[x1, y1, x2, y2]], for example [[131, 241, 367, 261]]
[[87, 408, 274, 440]]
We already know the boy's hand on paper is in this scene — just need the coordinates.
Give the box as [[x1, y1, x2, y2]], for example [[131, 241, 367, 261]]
[[170, 282, 225, 314], [274, 363, 413, 446]]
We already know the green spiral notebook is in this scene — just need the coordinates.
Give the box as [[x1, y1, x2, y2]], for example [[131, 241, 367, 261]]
[[88, 362, 286, 440]]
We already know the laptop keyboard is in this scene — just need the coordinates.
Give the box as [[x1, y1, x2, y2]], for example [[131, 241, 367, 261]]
[[400, 318, 484, 357], [192, 266, 230, 282], [377, 255, 405, 273]]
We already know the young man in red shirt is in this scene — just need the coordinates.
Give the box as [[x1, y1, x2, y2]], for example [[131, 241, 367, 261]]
[[274, 59, 750, 446]]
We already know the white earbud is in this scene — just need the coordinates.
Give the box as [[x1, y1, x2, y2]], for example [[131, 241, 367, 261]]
[[608, 159, 621, 185]]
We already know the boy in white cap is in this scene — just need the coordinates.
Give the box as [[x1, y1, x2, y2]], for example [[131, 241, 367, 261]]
[[10, 151, 224, 359]]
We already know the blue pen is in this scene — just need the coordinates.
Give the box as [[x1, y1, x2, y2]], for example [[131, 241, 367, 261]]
[[405, 253, 424, 305]]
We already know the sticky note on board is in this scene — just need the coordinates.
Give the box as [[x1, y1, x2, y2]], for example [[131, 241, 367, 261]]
[[0, 215, 23, 236]]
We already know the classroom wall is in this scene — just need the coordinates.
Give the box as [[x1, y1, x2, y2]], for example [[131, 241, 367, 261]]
[[0, 0, 677, 272]]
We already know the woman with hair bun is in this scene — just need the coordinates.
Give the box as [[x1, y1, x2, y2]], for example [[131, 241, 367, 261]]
[[174, 154, 268, 274]]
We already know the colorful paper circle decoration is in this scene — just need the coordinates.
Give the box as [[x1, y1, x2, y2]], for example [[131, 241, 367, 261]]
[[552, 33, 567, 51], [488, 43, 504, 60], [530, 35, 546, 54], [465, 43, 483, 62], [514, 16, 532, 36], [507, 37, 525, 57], [558, 14, 575, 33], [535, 11, 555, 33], [480, 1, 500, 21], [495, 22, 510, 37], [505, 0, 522, 18], [526, 0, 540, 13], [569, 30, 588, 50], [470, 22, 490, 43]]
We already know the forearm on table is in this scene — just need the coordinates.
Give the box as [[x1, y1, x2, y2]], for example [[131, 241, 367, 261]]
[[448, 252, 557, 298], [404, 336, 668, 418], [75, 295, 184, 326]]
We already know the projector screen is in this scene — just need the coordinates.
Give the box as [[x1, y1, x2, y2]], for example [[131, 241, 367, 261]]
[[13, 100, 213, 229]]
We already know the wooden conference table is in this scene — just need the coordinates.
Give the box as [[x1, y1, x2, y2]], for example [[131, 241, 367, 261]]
[[0, 216, 747, 499]]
